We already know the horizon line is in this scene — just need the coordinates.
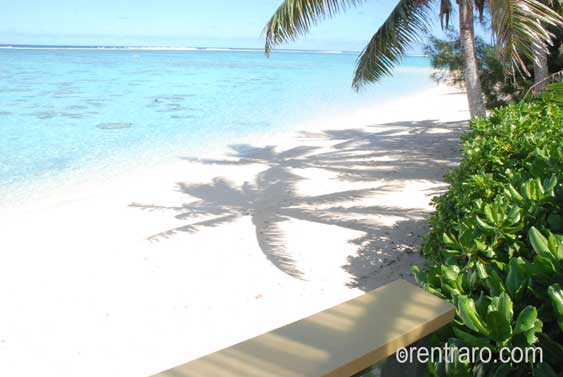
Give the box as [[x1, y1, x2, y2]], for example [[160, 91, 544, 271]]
[[0, 43, 429, 57], [0, 43, 358, 53]]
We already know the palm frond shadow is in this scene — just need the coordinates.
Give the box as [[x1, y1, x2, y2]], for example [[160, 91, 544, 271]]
[[297, 119, 467, 183], [182, 144, 321, 169], [131, 119, 466, 287]]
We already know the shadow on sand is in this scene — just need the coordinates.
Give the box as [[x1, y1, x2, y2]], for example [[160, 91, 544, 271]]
[[131, 119, 467, 291]]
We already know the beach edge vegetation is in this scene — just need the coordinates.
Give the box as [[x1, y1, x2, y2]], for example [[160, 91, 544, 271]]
[[413, 91, 563, 376], [425, 29, 563, 110]]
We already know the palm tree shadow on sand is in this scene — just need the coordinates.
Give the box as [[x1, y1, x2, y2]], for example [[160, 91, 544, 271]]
[[130, 119, 467, 290]]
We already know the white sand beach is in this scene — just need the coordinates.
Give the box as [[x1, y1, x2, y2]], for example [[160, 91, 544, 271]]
[[0, 85, 469, 376]]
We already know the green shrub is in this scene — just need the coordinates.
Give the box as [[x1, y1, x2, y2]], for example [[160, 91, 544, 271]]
[[414, 97, 563, 376]]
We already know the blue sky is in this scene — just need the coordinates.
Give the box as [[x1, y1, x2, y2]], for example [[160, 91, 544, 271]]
[[1, 0, 489, 51]]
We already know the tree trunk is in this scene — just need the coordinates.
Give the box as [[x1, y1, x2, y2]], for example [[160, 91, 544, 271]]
[[533, 46, 549, 94], [459, 0, 486, 118]]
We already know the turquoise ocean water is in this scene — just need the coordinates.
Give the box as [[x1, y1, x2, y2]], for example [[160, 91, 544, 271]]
[[0, 48, 435, 205]]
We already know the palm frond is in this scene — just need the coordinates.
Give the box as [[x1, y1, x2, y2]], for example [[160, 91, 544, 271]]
[[489, 0, 563, 75], [440, 0, 453, 29], [264, 0, 364, 55], [352, 0, 433, 90], [475, 0, 486, 23]]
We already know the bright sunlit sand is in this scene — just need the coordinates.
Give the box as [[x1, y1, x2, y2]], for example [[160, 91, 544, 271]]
[[0, 84, 469, 376]]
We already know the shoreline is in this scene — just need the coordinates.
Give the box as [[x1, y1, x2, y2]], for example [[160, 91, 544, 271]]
[[2, 83, 457, 214], [0, 84, 469, 377]]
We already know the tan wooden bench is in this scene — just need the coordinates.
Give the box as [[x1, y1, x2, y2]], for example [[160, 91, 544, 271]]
[[152, 279, 455, 377]]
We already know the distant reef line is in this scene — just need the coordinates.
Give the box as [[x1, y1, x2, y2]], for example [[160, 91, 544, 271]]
[[0, 44, 429, 57]]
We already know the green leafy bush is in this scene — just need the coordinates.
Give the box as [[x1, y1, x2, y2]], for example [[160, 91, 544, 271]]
[[414, 97, 563, 376]]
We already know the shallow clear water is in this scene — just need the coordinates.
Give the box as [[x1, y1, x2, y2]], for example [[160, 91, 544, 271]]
[[0, 49, 435, 204]]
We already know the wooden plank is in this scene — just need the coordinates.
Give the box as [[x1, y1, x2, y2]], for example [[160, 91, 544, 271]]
[[152, 279, 455, 377]]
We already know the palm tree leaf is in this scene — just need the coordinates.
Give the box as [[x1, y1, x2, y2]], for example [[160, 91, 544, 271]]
[[488, 0, 563, 75], [440, 0, 453, 29], [352, 0, 433, 90], [264, 0, 364, 55], [475, 0, 486, 23]]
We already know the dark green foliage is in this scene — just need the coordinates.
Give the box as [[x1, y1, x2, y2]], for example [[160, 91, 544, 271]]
[[424, 33, 466, 86], [547, 28, 563, 74], [546, 82, 563, 106], [415, 97, 563, 376], [425, 31, 530, 109]]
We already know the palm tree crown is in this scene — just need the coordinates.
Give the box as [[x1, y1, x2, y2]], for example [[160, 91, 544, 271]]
[[264, 0, 563, 90]]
